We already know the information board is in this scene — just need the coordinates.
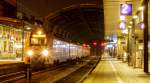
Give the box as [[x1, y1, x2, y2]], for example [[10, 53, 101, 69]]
[[120, 4, 132, 15]]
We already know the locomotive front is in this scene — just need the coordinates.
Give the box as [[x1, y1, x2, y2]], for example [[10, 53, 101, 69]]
[[24, 27, 51, 66]]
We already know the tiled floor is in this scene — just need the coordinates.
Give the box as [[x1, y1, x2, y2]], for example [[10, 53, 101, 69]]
[[83, 52, 150, 83]]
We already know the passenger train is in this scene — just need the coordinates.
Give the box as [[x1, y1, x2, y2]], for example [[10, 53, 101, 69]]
[[24, 26, 90, 67]]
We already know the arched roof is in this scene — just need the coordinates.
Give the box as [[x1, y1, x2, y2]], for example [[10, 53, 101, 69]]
[[17, 0, 104, 44]]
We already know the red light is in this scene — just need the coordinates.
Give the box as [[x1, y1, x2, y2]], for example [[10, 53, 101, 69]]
[[99, 42, 105, 48], [101, 43, 104, 46], [93, 42, 97, 46]]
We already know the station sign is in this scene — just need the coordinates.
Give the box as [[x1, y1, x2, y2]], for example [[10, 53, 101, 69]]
[[120, 4, 132, 15], [120, 22, 126, 29]]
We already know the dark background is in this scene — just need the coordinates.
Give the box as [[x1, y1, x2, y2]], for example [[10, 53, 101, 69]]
[[0, 0, 16, 18]]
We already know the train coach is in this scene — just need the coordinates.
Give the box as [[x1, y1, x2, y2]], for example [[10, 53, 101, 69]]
[[24, 26, 90, 67]]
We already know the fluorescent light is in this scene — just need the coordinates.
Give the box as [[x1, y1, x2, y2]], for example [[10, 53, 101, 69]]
[[138, 6, 144, 11], [32, 34, 46, 37], [140, 22, 145, 29], [120, 15, 125, 21], [129, 21, 132, 24], [37, 31, 42, 35], [122, 29, 128, 34], [26, 27, 31, 30], [128, 26, 132, 28], [133, 15, 138, 19]]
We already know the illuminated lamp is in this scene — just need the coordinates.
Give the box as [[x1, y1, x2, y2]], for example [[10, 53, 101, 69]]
[[122, 29, 128, 34], [120, 15, 125, 21], [27, 50, 33, 57], [128, 26, 132, 29], [37, 30, 42, 35], [93, 41, 97, 46], [32, 34, 46, 37], [129, 21, 133, 24], [26, 27, 31, 30], [120, 22, 126, 30], [138, 6, 144, 11], [140, 22, 145, 30], [42, 49, 49, 57], [133, 15, 138, 19], [101, 43, 104, 47]]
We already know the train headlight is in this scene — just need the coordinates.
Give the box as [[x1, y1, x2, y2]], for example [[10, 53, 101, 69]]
[[27, 50, 33, 56], [42, 49, 49, 57]]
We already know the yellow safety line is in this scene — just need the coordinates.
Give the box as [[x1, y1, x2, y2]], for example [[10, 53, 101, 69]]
[[109, 60, 124, 83]]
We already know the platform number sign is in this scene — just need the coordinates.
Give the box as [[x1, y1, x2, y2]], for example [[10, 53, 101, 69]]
[[120, 4, 132, 15]]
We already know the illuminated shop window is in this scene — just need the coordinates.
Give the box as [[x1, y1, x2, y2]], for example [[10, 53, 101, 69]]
[[0, 24, 24, 60]]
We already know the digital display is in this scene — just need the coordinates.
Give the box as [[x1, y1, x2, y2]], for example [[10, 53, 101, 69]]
[[120, 4, 132, 15]]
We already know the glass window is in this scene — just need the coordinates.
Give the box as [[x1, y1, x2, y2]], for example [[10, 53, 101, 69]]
[[0, 24, 23, 60], [31, 37, 47, 45]]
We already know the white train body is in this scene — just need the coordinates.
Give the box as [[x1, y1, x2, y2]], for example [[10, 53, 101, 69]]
[[24, 28, 90, 65]]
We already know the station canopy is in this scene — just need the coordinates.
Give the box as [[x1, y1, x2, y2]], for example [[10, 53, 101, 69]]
[[17, 0, 104, 44]]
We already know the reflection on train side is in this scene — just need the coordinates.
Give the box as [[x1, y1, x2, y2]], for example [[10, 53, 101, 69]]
[[53, 39, 90, 63]]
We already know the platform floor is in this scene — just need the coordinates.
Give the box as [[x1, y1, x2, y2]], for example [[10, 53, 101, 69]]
[[83, 52, 150, 83]]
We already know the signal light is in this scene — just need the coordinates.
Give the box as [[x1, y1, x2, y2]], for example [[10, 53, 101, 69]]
[[99, 42, 105, 49], [93, 41, 97, 46], [100, 42, 105, 47]]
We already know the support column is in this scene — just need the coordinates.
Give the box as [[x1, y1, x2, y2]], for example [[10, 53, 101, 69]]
[[128, 28, 132, 66], [131, 19, 136, 67], [143, 0, 149, 73]]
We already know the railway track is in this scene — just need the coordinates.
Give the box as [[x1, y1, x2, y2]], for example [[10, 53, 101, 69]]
[[0, 62, 26, 83], [0, 56, 100, 83], [0, 60, 67, 82], [54, 56, 101, 83]]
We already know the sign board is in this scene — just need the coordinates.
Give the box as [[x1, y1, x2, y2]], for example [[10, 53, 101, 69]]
[[120, 22, 126, 29], [120, 4, 132, 15]]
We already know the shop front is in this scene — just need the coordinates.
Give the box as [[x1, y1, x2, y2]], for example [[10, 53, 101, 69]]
[[0, 17, 30, 61]]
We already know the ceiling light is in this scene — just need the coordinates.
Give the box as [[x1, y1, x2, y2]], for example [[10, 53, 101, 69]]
[[120, 15, 125, 21], [37, 30, 42, 35], [129, 21, 133, 24], [122, 29, 128, 34], [26, 27, 31, 30], [140, 22, 145, 29], [128, 26, 132, 28], [133, 15, 138, 19], [138, 6, 144, 11]]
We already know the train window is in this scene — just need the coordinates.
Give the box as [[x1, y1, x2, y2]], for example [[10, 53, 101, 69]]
[[30, 37, 47, 45]]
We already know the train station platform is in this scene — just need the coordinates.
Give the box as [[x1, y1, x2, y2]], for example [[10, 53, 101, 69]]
[[83, 52, 150, 83]]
